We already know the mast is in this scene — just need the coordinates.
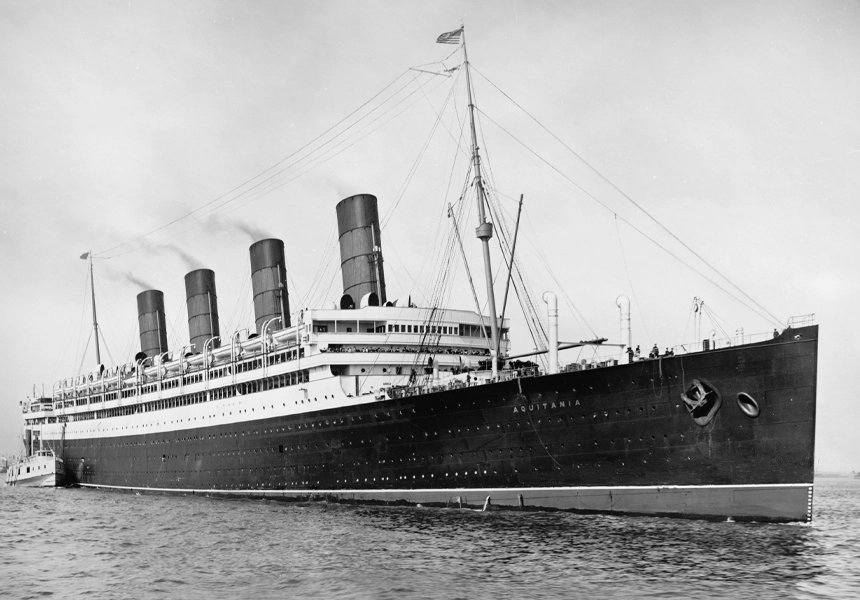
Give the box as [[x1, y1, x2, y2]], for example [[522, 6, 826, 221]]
[[497, 193, 524, 360], [462, 28, 500, 379], [87, 252, 101, 364]]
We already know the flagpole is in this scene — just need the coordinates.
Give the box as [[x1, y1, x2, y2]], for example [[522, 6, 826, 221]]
[[88, 252, 101, 365], [461, 27, 500, 380]]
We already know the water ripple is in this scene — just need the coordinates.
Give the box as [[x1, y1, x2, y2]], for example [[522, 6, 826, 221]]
[[0, 478, 858, 598]]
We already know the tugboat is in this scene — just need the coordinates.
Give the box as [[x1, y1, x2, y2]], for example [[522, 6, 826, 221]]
[[5, 451, 64, 487], [13, 28, 817, 521], [6, 396, 65, 487]]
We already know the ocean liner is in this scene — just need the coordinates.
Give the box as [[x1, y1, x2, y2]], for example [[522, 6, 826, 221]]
[[15, 28, 817, 521]]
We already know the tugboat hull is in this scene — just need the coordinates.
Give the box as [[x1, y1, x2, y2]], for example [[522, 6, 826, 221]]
[[5, 453, 65, 487]]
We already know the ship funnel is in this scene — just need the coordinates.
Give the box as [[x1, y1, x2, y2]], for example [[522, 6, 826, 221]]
[[185, 269, 220, 354], [336, 194, 386, 304], [249, 239, 290, 334], [137, 290, 168, 358]]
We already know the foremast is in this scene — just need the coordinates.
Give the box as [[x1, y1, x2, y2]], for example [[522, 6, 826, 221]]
[[83, 251, 102, 364], [461, 27, 500, 379]]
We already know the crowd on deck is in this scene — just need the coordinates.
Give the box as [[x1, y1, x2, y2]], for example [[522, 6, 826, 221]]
[[321, 344, 491, 357], [627, 344, 675, 363]]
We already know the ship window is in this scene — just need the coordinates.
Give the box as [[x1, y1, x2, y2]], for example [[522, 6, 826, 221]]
[[346, 327, 352, 333]]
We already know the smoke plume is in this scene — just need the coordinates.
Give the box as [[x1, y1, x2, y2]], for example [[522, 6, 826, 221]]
[[233, 221, 272, 242], [123, 272, 153, 289], [202, 215, 272, 242], [161, 243, 204, 271]]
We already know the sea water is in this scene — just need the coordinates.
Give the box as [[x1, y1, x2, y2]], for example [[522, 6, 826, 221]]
[[1, 477, 858, 599]]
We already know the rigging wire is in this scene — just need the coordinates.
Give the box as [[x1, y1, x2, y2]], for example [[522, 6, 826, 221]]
[[104, 74, 443, 259], [485, 187, 549, 363], [208, 72, 451, 219], [681, 301, 696, 347], [149, 73, 450, 261], [224, 263, 252, 335], [376, 85, 463, 308], [95, 69, 423, 259], [76, 330, 93, 376], [381, 68, 461, 230], [475, 106, 782, 328], [63, 267, 92, 380], [303, 238, 341, 310], [614, 215, 653, 346], [701, 303, 732, 340], [120, 321, 137, 366], [515, 208, 596, 339], [235, 73, 451, 209], [299, 221, 337, 309], [315, 261, 342, 313], [387, 74, 471, 305], [167, 295, 186, 352], [90, 268, 123, 364], [471, 65, 783, 328], [97, 327, 115, 367], [410, 162, 477, 378], [470, 91, 549, 360], [383, 243, 431, 301]]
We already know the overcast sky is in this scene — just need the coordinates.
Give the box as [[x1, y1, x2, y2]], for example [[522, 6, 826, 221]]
[[1, 1, 858, 470]]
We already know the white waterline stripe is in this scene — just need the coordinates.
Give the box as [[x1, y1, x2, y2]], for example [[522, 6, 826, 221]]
[[78, 482, 813, 494]]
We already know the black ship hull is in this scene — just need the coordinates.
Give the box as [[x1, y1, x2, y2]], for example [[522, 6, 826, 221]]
[[46, 326, 817, 522]]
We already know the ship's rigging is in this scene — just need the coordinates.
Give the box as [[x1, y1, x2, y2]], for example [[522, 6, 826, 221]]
[[69, 24, 783, 376]]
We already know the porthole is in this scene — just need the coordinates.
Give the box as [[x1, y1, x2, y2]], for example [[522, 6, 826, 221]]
[[737, 392, 760, 418]]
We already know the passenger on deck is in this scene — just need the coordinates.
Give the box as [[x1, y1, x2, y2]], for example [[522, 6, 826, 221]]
[[649, 344, 659, 359], [627, 347, 634, 363], [634, 345, 641, 360]]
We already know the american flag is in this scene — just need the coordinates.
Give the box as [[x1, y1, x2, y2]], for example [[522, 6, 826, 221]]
[[436, 27, 463, 45]]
